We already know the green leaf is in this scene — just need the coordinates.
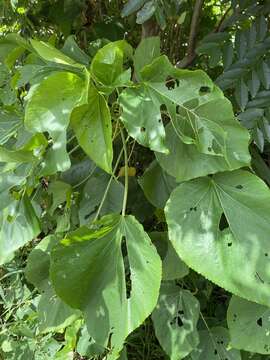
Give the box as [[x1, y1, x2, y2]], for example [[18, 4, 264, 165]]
[[50, 214, 161, 353], [165, 170, 270, 306], [25, 235, 58, 292], [188, 327, 241, 360], [136, 1, 157, 24], [121, 55, 248, 162], [133, 37, 160, 81], [119, 85, 168, 153], [156, 119, 250, 182], [227, 295, 270, 354], [235, 78, 248, 111], [258, 61, 270, 90], [48, 181, 72, 215], [152, 282, 200, 360], [248, 69, 260, 98], [25, 71, 88, 173], [0, 109, 21, 145], [76, 325, 104, 357], [222, 41, 234, 70], [0, 163, 31, 211], [0, 146, 35, 163], [79, 170, 124, 225], [139, 160, 177, 209], [150, 232, 189, 280], [38, 286, 80, 334], [90, 41, 132, 90], [61, 35, 90, 66], [121, 0, 147, 17], [31, 39, 83, 69], [71, 85, 113, 173], [0, 196, 40, 265]]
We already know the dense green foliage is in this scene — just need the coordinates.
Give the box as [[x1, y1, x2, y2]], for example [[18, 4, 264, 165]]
[[1, 1, 270, 359]]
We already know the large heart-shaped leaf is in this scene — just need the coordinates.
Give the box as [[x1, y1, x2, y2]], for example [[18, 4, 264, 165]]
[[227, 296, 270, 354], [120, 55, 250, 166], [25, 71, 88, 174], [165, 170, 270, 306], [50, 214, 161, 355], [152, 282, 200, 359]]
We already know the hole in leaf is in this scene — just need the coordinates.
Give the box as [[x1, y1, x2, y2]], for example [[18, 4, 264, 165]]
[[199, 86, 211, 95], [257, 317, 263, 327], [219, 213, 229, 231], [265, 253, 268, 257], [235, 185, 243, 189], [227, 242, 232, 247], [121, 237, 132, 299], [140, 127, 146, 132], [178, 310, 184, 315], [214, 349, 218, 355], [176, 316, 183, 327], [208, 147, 212, 152]]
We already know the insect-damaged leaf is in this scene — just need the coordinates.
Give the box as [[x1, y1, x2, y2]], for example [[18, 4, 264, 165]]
[[120, 55, 250, 170], [165, 170, 270, 306], [152, 282, 199, 359], [50, 214, 161, 355], [228, 296, 270, 354]]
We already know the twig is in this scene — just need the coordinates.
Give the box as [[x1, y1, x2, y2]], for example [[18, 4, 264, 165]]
[[176, 0, 204, 68]]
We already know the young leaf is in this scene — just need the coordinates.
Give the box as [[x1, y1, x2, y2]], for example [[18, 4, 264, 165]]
[[70, 85, 113, 173], [90, 40, 132, 90], [50, 215, 162, 354], [0, 196, 40, 265], [165, 170, 270, 306], [152, 282, 200, 360], [25, 71, 88, 173], [227, 296, 270, 354]]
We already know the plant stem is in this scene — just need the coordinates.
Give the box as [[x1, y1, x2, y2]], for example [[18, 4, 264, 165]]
[[120, 127, 128, 217], [93, 135, 129, 222]]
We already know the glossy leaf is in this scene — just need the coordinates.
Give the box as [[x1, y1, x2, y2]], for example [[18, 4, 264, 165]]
[[50, 214, 162, 354], [31, 39, 83, 68], [71, 84, 113, 173], [165, 170, 270, 306], [152, 282, 200, 360], [227, 296, 270, 354]]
